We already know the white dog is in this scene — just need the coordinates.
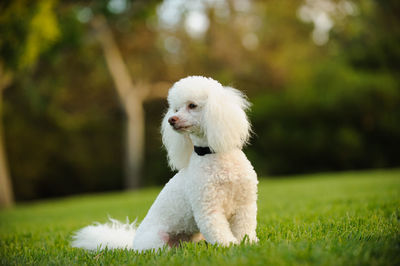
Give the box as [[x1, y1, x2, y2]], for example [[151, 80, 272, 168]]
[[72, 76, 258, 252]]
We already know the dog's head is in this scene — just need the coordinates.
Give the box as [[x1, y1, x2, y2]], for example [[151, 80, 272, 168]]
[[161, 76, 251, 170]]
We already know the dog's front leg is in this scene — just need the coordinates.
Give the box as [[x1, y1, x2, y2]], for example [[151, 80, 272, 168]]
[[229, 202, 258, 243], [192, 206, 238, 246]]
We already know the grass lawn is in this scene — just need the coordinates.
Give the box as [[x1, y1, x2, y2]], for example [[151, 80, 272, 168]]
[[1, 169, 399, 265]]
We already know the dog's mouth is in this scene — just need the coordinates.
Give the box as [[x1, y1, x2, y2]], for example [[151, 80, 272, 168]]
[[172, 125, 191, 131]]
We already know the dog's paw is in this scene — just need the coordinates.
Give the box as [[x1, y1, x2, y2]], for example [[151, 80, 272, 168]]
[[221, 237, 239, 246]]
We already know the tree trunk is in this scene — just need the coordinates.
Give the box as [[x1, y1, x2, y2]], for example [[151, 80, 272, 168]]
[[125, 96, 145, 188], [91, 16, 172, 190], [0, 88, 14, 207], [91, 16, 144, 189]]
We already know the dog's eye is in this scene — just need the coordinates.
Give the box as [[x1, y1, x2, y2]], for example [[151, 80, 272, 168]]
[[188, 103, 197, 109]]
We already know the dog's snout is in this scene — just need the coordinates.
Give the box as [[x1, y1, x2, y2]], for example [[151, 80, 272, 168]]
[[168, 116, 179, 125]]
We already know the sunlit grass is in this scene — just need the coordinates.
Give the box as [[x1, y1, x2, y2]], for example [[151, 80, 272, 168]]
[[1, 169, 399, 265]]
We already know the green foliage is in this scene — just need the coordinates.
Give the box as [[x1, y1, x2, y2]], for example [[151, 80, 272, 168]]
[[0, 0, 60, 70], [246, 0, 400, 176], [1, 169, 399, 265], [21, 0, 60, 68], [3, 0, 169, 200], [250, 63, 400, 175], [2, 0, 400, 200], [3, 42, 125, 200]]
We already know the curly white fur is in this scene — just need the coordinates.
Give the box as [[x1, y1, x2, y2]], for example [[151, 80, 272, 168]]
[[72, 76, 258, 252]]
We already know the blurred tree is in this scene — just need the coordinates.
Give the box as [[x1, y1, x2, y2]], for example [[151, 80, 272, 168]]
[[0, 0, 60, 206], [248, 0, 400, 175], [2, 0, 169, 200], [2, 0, 400, 201], [0, 63, 13, 207], [90, 15, 169, 189], [71, 0, 166, 189]]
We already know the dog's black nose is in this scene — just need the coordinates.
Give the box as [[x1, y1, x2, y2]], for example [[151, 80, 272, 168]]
[[168, 116, 179, 125]]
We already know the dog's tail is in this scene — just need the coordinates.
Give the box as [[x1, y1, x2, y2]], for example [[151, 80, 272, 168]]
[[71, 217, 137, 250]]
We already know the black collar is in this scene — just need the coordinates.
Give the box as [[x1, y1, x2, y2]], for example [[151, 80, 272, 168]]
[[194, 146, 214, 156]]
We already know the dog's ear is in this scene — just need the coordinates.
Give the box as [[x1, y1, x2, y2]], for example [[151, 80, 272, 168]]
[[203, 86, 251, 152], [161, 109, 193, 171]]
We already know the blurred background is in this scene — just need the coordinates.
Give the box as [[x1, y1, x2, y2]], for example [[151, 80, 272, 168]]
[[0, 0, 399, 205]]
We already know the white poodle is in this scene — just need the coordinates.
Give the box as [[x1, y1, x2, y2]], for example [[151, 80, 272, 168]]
[[72, 76, 258, 252]]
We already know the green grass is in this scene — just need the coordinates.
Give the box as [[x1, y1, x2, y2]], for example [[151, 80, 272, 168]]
[[1, 169, 399, 265]]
